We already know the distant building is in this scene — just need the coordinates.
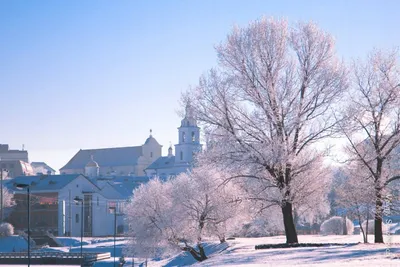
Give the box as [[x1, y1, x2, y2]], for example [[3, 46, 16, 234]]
[[145, 104, 202, 179], [0, 144, 28, 162], [0, 160, 34, 178], [0, 144, 33, 178], [31, 162, 56, 175], [60, 132, 162, 177], [7, 173, 145, 237]]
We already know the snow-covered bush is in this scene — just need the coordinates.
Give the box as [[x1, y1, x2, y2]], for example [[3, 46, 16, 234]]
[[0, 222, 14, 236], [361, 220, 386, 235], [231, 205, 284, 237], [320, 216, 354, 235], [125, 165, 246, 262]]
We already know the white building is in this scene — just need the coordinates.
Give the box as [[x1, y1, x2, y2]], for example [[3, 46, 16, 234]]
[[7, 173, 144, 237], [60, 131, 162, 177], [144, 104, 202, 179]]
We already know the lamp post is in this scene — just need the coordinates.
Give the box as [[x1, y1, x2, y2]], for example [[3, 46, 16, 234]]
[[74, 196, 84, 265], [109, 206, 124, 267], [16, 183, 30, 267], [109, 206, 117, 267]]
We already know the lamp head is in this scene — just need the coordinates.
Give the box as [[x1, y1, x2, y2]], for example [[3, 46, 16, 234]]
[[16, 183, 29, 190], [74, 196, 83, 203]]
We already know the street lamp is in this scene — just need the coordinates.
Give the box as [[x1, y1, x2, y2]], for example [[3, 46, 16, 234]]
[[16, 183, 30, 267], [74, 196, 84, 265], [109, 206, 124, 267]]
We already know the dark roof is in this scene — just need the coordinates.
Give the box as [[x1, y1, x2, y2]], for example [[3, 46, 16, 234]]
[[6, 174, 86, 191], [60, 146, 143, 170], [145, 156, 176, 170]]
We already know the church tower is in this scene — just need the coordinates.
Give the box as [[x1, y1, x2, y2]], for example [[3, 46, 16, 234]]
[[85, 155, 99, 178], [174, 103, 202, 164]]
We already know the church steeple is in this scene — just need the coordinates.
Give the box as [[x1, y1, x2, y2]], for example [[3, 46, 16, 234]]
[[180, 102, 197, 127], [168, 142, 173, 158], [175, 102, 202, 164]]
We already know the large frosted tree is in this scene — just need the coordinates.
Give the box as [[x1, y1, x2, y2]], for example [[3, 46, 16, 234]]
[[184, 18, 348, 243], [340, 49, 400, 243]]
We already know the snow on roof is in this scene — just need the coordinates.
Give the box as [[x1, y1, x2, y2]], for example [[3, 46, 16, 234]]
[[6, 174, 83, 192], [92, 176, 149, 198], [60, 146, 143, 170], [145, 156, 176, 170]]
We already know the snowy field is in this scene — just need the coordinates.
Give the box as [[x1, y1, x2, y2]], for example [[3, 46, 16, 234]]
[[148, 235, 400, 267], [1, 235, 400, 266]]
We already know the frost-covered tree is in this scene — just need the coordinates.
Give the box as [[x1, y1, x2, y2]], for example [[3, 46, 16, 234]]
[[184, 17, 347, 244], [125, 165, 246, 262], [1, 187, 14, 222], [340, 49, 400, 243], [0, 222, 14, 236], [320, 216, 354, 235], [336, 166, 375, 243]]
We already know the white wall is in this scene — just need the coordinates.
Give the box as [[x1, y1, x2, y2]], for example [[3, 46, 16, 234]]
[[58, 175, 99, 237]]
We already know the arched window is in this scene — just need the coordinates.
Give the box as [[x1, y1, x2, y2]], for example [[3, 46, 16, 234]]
[[180, 151, 183, 160], [192, 132, 195, 142], [150, 152, 153, 158], [182, 132, 186, 142]]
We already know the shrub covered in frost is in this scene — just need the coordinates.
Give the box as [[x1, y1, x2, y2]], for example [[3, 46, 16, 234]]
[[0, 222, 14, 237], [320, 216, 354, 235], [361, 220, 386, 234]]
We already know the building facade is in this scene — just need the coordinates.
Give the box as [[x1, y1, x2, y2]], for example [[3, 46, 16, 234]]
[[59, 132, 162, 177], [145, 104, 202, 179]]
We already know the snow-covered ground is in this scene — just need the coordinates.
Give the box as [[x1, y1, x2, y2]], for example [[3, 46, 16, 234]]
[[1, 234, 400, 266], [148, 235, 400, 267]]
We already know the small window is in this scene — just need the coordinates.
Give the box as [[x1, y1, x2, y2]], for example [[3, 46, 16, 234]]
[[192, 132, 195, 142], [180, 151, 183, 160], [97, 196, 99, 206], [182, 132, 186, 142], [150, 152, 153, 158], [76, 214, 79, 223]]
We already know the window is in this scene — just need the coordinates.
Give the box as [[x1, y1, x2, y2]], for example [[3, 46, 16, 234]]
[[182, 132, 186, 142], [192, 132, 195, 142], [150, 152, 153, 158], [180, 151, 183, 160], [76, 214, 79, 223], [97, 196, 99, 206]]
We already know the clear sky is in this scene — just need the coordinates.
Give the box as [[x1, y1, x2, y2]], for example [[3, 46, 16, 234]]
[[0, 0, 399, 172]]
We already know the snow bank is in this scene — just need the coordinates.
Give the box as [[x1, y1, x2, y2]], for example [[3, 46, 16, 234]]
[[0, 235, 28, 252]]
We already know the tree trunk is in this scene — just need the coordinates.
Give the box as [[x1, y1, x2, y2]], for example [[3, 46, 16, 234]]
[[183, 244, 207, 262], [374, 192, 384, 243], [198, 243, 207, 261], [281, 201, 298, 244], [343, 216, 348, 235]]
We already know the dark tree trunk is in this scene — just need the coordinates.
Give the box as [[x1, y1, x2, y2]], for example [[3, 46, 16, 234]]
[[374, 195, 384, 243], [281, 201, 298, 244], [198, 243, 207, 260], [343, 216, 348, 235], [183, 244, 207, 262]]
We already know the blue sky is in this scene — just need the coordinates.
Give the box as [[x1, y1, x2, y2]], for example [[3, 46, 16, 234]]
[[0, 0, 399, 171]]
